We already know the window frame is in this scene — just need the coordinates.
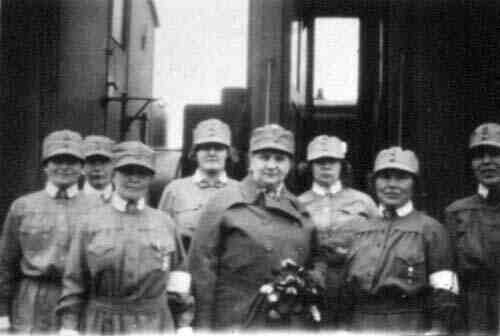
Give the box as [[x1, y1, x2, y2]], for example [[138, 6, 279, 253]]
[[111, 0, 126, 47]]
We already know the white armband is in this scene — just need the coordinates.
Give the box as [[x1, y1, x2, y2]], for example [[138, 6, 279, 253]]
[[167, 270, 192, 294], [429, 270, 459, 295]]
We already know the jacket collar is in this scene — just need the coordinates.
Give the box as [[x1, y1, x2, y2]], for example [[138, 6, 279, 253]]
[[193, 169, 228, 184], [111, 193, 146, 212], [239, 175, 304, 223], [45, 182, 79, 199], [312, 181, 342, 196], [83, 182, 113, 200], [478, 184, 489, 199], [378, 201, 414, 218]]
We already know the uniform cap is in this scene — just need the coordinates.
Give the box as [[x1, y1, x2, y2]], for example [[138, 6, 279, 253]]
[[469, 123, 500, 150], [373, 146, 419, 175], [113, 141, 155, 173], [307, 135, 347, 161], [249, 124, 294, 155], [193, 119, 231, 147], [83, 135, 115, 159], [42, 129, 84, 162]]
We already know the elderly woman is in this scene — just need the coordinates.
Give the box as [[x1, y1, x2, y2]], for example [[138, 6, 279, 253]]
[[298, 135, 376, 326], [188, 124, 316, 331], [158, 118, 238, 254], [0, 130, 101, 332], [344, 147, 457, 333], [446, 123, 500, 335], [57, 141, 191, 334]]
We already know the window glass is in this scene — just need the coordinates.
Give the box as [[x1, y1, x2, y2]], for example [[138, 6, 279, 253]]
[[313, 17, 360, 106], [112, 0, 125, 45]]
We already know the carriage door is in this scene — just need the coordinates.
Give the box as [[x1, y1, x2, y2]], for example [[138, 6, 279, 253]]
[[290, 4, 383, 191]]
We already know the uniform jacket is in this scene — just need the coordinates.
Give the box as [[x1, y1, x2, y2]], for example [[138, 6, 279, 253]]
[[188, 176, 316, 330], [158, 172, 239, 239], [298, 186, 377, 326], [445, 194, 500, 334], [0, 186, 101, 332], [299, 186, 377, 265], [57, 197, 181, 334], [345, 209, 456, 331]]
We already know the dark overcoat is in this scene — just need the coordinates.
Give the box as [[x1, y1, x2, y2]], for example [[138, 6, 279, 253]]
[[188, 176, 316, 331], [446, 194, 500, 335]]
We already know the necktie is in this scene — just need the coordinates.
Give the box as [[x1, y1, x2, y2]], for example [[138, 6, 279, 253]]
[[382, 207, 397, 220], [126, 200, 138, 213], [198, 179, 225, 189], [56, 188, 68, 200], [486, 189, 500, 205]]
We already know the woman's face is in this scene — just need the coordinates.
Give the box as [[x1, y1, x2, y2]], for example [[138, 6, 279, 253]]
[[44, 155, 83, 188], [249, 149, 291, 189], [84, 155, 113, 190], [375, 169, 415, 208], [471, 146, 500, 189], [195, 142, 228, 174], [113, 165, 153, 201], [312, 157, 342, 187]]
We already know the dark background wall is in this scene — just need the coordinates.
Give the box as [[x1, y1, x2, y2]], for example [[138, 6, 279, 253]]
[[0, 0, 158, 223], [246, 0, 500, 219]]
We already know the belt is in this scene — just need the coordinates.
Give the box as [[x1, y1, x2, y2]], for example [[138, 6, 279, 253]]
[[354, 291, 425, 313], [88, 294, 167, 314], [24, 273, 62, 283]]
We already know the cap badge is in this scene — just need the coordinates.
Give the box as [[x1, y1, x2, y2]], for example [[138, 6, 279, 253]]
[[480, 126, 489, 140]]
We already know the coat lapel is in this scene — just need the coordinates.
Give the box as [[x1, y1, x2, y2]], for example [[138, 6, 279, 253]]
[[239, 175, 305, 224]]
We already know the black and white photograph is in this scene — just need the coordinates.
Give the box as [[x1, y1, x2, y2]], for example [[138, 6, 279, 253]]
[[0, 0, 499, 335]]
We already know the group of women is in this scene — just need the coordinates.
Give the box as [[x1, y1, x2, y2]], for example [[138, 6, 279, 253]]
[[0, 120, 498, 335]]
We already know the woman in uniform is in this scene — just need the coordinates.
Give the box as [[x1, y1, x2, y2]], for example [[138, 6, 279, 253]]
[[81, 135, 115, 202], [57, 141, 191, 334], [445, 122, 500, 335], [0, 130, 101, 333], [298, 135, 376, 327], [158, 118, 238, 254], [188, 124, 316, 331], [344, 147, 458, 333]]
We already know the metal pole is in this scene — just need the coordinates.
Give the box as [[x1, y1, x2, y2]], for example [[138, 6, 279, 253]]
[[120, 92, 128, 141], [264, 59, 272, 124], [398, 54, 405, 146]]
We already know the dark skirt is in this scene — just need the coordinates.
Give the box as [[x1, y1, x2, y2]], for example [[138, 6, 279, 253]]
[[83, 294, 175, 334], [349, 294, 427, 333], [11, 277, 62, 332]]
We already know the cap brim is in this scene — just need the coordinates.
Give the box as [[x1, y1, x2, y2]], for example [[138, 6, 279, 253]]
[[193, 138, 230, 146], [374, 162, 418, 175], [251, 145, 294, 156], [308, 153, 345, 161], [114, 158, 155, 173], [470, 141, 500, 150], [85, 150, 113, 159], [44, 149, 84, 161]]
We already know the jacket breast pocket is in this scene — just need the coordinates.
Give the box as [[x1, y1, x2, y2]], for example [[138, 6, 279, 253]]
[[455, 219, 485, 270], [173, 205, 203, 230], [18, 220, 54, 254], [390, 253, 426, 294], [87, 240, 116, 271]]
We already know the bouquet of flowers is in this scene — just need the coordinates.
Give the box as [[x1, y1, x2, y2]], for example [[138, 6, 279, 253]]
[[244, 259, 323, 328]]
